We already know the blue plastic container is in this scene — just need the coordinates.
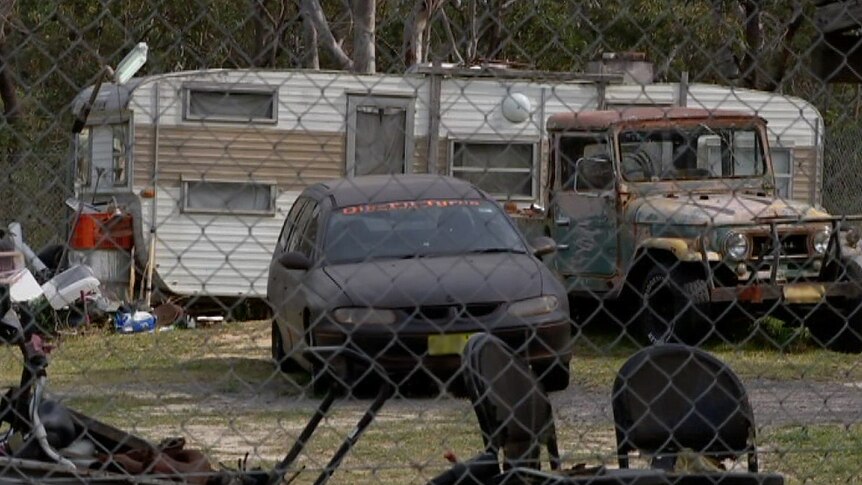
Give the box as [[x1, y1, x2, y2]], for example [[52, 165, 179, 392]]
[[114, 311, 157, 333]]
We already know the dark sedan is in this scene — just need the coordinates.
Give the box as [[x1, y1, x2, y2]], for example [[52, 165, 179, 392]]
[[267, 175, 572, 391]]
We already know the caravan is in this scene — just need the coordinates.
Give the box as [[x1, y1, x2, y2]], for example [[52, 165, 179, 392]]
[[67, 64, 824, 303]]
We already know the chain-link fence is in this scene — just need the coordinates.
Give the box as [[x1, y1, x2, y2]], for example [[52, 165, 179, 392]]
[[2, 1, 862, 483]]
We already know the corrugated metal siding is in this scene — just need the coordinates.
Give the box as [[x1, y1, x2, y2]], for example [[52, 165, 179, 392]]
[[439, 79, 597, 139], [605, 84, 677, 105], [139, 187, 299, 297], [129, 71, 429, 135], [686, 84, 821, 147], [134, 126, 344, 189]]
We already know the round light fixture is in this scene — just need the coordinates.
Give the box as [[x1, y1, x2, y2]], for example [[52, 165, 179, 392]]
[[501, 92, 532, 123]]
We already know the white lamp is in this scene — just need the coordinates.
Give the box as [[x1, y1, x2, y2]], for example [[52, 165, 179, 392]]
[[501, 92, 532, 123], [113, 42, 149, 85]]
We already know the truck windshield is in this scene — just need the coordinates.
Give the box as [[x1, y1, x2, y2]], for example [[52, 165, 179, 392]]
[[323, 200, 527, 264], [618, 126, 766, 182]]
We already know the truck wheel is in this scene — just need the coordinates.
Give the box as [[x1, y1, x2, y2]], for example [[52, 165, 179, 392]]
[[806, 302, 862, 353], [534, 359, 571, 392], [638, 264, 711, 345], [806, 261, 862, 353]]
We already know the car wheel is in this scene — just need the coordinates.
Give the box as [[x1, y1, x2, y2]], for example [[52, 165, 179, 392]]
[[533, 359, 570, 392], [271, 321, 301, 373], [638, 264, 711, 346]]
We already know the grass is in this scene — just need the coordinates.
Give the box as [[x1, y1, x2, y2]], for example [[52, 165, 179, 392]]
[[2, 321, 862, 483]]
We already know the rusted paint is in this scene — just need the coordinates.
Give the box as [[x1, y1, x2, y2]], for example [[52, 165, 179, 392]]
[[547, 107, 765, 132]]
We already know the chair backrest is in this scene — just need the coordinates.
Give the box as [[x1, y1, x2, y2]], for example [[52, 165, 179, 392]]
[[612, 344, 757, 472], [461, 333, 560, 471]]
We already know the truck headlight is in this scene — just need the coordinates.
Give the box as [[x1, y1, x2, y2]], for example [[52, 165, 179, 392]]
[[722, 232, 749, 261], [810, 228, 831, 256], [508, 296, 559, 318], [332, 307, 397, 325]]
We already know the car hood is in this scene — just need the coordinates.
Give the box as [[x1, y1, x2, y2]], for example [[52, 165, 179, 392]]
[[627, 193, 830, 226], [322, 253, 544, 307]]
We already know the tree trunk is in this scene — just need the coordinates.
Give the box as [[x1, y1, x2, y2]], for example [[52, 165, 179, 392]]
[[0, 0, 19, 127], [300, 3, 320, 69], [302, 0, 353, 70], [0, 43, 18, 127], [739, 0, 763, 89], [404, 0, 431, 68], [352, 0, 375, 73]]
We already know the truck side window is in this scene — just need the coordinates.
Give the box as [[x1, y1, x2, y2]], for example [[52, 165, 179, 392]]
[[559, 135, 609, 190], [576, 155, 614, 192]]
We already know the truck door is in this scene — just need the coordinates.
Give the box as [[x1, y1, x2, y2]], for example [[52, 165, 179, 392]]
[[548, 133, 619, 284]]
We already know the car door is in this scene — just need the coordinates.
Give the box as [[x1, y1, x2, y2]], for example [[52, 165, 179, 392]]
[[280, 199, 322, 342], [548, 132, 620, 291], [268, 197, 311, 347]]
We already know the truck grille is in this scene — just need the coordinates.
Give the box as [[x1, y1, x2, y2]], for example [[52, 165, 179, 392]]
[[751, 233, 809, 258]]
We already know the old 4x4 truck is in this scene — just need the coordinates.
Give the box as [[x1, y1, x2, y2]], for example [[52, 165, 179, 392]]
[[540, 107, 862, 351]]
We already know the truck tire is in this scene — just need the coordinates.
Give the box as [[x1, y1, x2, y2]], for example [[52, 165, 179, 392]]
[[807, 262, 862, 353], [806, 303, 862, 353], [638, 264, 711, 345]]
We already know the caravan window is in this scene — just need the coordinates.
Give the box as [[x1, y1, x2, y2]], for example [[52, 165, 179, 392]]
[[79, 122, 131, 190], [182, 179, 276, 215], [450, 141, 536, 199], [184, 85, 277, 123]]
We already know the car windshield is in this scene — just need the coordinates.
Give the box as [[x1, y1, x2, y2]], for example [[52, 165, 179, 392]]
[[323, 199, 527, 264], [618, 125, 766, 182]]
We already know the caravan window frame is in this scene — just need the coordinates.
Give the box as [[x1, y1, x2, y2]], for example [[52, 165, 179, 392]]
[[448, 138, 539, 200], [345, 93, 416, 177], [183, 83, 279, 124], [180, 176, 278, 216], [771, 146, 794, 199], [78, 114, 133, 193]]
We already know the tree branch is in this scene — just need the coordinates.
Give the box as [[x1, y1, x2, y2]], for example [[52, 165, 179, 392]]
[[301, 0, 353, 70]]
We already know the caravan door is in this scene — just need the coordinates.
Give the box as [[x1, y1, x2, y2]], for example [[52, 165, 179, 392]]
[[346, 95, 415, 176]]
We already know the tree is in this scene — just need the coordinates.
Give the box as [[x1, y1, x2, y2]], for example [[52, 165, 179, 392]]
[[0, 0, 18, 128]]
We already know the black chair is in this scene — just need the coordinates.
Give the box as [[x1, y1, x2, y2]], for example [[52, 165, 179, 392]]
[[612, 344, 758, 472], [461, 333, 561, 471]]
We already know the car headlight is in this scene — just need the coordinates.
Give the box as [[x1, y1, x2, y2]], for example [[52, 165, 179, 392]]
[[332, 307, 397, 325], [722, 231, 749, 261], [508, 296, 559, 318], [810, 228, 831, 256]]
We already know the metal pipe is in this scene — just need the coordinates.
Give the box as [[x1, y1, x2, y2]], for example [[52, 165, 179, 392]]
[[7, 223, 47, 274], [312, 382, 394, 485], [144, 82, 160, 307], [268, 388, 338, 485]]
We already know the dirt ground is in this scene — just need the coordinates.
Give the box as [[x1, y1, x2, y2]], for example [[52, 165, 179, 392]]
[[109, 328, 862, 462]]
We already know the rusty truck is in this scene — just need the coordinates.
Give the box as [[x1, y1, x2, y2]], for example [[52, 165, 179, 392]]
[[535, 106, 862, 351]]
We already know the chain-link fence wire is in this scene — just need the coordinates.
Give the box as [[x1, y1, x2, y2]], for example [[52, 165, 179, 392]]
[[2, 0, 862, 483]]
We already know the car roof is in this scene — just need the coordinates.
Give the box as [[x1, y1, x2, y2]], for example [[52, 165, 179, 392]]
[[546, 107, 766, 131], [308, 174, 486, 208]]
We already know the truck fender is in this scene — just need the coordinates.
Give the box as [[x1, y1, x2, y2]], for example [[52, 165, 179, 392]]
[[636, 237, 719, 263]]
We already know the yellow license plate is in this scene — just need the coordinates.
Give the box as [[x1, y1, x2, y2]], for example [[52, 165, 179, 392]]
[[428, 333, 474, 356]]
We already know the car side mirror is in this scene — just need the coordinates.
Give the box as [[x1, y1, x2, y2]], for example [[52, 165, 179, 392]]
[[531, 236, 557, 257], [278, 251, 312, 271]]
